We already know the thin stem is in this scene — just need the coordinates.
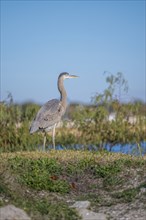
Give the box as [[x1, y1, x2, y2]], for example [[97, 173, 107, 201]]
[[137, 142, 142, 157]]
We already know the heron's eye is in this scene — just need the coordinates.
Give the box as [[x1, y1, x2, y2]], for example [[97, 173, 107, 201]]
[[63, 74, 69, 79]]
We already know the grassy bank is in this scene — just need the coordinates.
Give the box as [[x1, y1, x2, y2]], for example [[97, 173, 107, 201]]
[[0, 150, 146, 219]]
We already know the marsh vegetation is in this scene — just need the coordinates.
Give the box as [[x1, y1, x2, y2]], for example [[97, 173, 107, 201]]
[[0, 73, 145, 153]]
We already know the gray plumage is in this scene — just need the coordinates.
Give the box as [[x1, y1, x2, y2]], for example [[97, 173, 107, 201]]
[[30, 99, 64, 133], [30, 72, 78, 150]]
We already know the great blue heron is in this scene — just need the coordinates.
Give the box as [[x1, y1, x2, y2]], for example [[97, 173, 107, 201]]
[[29, 72, 78, 150]]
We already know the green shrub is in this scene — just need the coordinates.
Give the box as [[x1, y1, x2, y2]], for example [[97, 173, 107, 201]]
[[95, 163, 121, 178], [9, 157, 70, 193], [112, 188, 139, 202]]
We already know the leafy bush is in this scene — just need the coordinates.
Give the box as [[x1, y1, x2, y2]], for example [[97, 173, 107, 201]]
[[0, 94, 42, 152], [9, 157, 70, 193], [112, 188, 139, 202]]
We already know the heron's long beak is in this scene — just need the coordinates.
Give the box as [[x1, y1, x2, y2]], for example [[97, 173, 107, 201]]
[[69, 75, 79, 78]]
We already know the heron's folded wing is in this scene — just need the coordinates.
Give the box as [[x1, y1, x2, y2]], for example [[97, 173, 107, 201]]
[[35, 99, 64, 129]]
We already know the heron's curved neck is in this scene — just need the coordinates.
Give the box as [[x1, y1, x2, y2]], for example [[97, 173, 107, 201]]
[[58, 78, 67, 107]]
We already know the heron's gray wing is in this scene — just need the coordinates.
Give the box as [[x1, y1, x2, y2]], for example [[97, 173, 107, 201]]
[[30, 99, 64, 133]]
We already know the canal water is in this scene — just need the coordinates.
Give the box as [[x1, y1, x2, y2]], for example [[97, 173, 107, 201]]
[[48, 141, 146, 156]]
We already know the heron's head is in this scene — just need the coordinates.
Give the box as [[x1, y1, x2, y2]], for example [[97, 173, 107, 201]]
[[59, 72, 78, 80]]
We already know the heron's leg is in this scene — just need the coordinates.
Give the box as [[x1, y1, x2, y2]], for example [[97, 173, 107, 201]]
[[43, 132, 46, 151], [52, 124, 56, 150]]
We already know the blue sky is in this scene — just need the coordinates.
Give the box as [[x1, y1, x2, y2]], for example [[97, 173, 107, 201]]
[[1, 0, 145, 104]]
